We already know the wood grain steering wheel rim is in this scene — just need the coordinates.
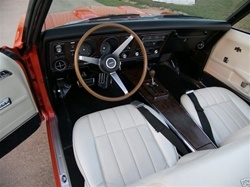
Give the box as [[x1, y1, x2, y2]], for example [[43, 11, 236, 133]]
[[74, 23, 148, 102]]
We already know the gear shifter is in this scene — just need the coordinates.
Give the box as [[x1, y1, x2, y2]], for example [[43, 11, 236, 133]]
[[144, 68, 168, 100], [149, 69, 158, 86]]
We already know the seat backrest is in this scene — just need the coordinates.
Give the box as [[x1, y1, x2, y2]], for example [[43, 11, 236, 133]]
[[126, 128, 250, 187], [181, 87, 250, 146], [73, 104, 179, 187]]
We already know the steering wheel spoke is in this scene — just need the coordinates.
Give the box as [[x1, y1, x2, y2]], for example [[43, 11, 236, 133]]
[[79, 55, 99, 65], [113, 35, 134, 56], [110, 72, 128, 94]]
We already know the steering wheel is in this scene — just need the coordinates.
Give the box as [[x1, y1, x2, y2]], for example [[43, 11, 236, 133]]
[[74, 23, 148, 102]]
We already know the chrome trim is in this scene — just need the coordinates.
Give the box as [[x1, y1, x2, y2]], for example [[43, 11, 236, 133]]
[[156, 109, 196, 152], [113, 35, 134, 56], [132, 100, 196, 152], [0, 97, 11, 110], [110, 72, 128, 94], [49, 118, 72, 187], [0, 70, 12, 81]]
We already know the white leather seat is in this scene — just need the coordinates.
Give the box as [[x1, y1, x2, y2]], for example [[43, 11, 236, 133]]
[[125, 131, 250, 187], [73, 103, 250, 187], [73, 104, 179, 187], [180, 87, 250, 146]]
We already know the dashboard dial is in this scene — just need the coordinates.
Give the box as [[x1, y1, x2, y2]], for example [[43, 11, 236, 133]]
[[100, 41, 112, 55], [80, 42, 92, 56]]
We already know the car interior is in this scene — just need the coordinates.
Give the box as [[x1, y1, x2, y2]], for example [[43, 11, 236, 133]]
[[36, 9, 250, 185], [0, 0, 249, 186]]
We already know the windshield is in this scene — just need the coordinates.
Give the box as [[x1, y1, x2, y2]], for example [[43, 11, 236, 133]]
[[1, 0, 249, 48], [47, 0, 249, 31], [49, 0, 246, 17]]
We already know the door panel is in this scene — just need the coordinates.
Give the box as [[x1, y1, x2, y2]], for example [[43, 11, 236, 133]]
[[0, 52, 39, 141], [204, 29, 250, 100]]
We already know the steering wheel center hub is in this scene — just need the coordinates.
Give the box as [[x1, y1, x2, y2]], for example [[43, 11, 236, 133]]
[[106, 57, 116, 69], [100, 54, 120, 73]]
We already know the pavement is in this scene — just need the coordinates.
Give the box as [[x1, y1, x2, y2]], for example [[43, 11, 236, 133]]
[[0, 0, 101, 186], [0, 0, 29, 47]]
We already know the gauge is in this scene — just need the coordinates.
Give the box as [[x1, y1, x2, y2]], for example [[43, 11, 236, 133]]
[[100, 41, 112, 55], [80, 42, 92, 56]]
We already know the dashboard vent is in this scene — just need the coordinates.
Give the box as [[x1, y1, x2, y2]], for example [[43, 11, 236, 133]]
[[54, 60, 67, 71]]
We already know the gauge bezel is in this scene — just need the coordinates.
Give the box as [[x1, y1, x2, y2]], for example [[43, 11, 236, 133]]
[[79, 41, 92, 56]]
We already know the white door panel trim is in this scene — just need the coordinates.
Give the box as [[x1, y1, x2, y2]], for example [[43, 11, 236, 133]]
[[0, 52, 38, 141], [205, 29, 250, 100]]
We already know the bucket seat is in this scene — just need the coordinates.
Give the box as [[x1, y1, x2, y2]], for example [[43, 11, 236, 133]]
[[72, 103, 249, 187]]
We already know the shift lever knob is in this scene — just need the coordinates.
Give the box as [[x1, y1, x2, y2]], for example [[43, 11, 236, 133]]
[[149, 69, 157, 86], [149, 69, 155, 79]]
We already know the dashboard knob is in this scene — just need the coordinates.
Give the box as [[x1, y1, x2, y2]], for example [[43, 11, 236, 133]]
[[135, 51, 140, 56], [121, 53, 127, 59], [154, 49, 158, 54], [55, 45, 63, 53]]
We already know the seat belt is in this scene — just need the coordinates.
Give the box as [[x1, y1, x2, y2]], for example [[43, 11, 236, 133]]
[[186, 91, 217, 145], [135, 105, 190, 155]]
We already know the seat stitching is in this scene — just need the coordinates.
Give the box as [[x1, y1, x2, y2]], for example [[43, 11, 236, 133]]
[[204, 106, 230, 145], [128, 105, 156, 172], [196, 88, 226, 108], [99, 110, 126, 186], [93, 124, 145, 138], [223, 102, 248, 128], [197, 89, 233, 109], [113, 106, 142, 180], [225, 91, 250, 126], [195, 91, 209, 107], [145, 125, 170, 168], [214, 89, 248, 129], [87, 114, 106, 186], [127, 105, 164, 172], [206, 104, 233, 135], [208, 88, 220, 104], [219, 103, 241, 131], [204, 88, 224, 105], [216, 88, 227, 103]]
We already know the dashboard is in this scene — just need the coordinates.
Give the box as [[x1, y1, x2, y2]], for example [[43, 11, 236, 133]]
[[41, 17, 231, 82], [48, 31, 171, 72]]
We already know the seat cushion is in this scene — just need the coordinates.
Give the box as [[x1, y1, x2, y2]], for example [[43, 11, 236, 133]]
[[125, 132, 250, 187], [181, 87, 250, 146], [73, 104, 179, 187], [221, 125, 250, 146]]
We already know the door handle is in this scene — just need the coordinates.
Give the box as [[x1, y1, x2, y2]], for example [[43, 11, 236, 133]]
[[241, 82, 250, 88], [0, 97, 12, 110]]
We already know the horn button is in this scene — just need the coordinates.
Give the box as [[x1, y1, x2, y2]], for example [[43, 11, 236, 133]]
[[99, 54, 121, 73]]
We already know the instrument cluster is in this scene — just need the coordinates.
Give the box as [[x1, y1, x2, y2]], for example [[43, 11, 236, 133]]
[[49, 31, 170, 72]]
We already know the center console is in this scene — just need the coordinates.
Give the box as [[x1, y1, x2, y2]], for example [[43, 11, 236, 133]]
[[124, 69, 216, 151]]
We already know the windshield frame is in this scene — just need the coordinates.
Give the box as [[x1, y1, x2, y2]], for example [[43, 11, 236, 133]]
[[227, 0, 250, 25]]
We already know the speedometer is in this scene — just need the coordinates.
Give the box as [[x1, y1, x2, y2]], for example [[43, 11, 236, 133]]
[[100, 41, 112, 55]]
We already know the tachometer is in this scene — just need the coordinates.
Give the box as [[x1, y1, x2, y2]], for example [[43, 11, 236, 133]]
[[100, 41, 112, 55]]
